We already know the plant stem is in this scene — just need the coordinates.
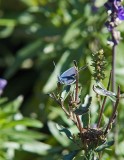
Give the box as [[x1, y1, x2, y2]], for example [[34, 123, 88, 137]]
[[84, 150, 94, 160], [97, 71, 112, 128], [111, 30, 119, 158], [74, 63, 82, 131], [112, 43, 116, 93], [111, 29, 117, 93], [104, 86, 120, 135]]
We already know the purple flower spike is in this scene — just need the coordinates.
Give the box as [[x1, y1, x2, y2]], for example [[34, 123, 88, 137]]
[[0, 78, 7, 95], [118, 6, 124, 20]]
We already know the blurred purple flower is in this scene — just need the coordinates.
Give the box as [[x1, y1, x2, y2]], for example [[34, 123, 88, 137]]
[[91, 0, 98, 13], [117, 6, 124, 20], [104, 0, 124, 44], [0, 78, 7, 95], [113, 0, 124, 20], [105, 0, 124, 20]]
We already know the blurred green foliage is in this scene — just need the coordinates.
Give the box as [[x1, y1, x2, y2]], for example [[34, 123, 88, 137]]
[[1, 0, 124, 159]]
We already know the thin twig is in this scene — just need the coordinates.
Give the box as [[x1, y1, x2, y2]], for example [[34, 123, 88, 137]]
[[68, 96, 77, 125], [74, 65, 82, 130], [104, 86, 120, 135], [76, 115, 83, 132], [60, 101, 70, 116], [73, 62, 84, 144]]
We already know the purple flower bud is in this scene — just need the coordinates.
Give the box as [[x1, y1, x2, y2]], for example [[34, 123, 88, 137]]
[[117, 6, 124, 20], [104, 2, 112, 10], [91, 0, 98, 13], [105, 21, 113, 31], [0, 78, 7, 95], [113, 0, 124, 20]]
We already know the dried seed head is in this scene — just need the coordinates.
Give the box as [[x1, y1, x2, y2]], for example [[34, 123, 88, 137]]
[[91, 49, 106, 82]]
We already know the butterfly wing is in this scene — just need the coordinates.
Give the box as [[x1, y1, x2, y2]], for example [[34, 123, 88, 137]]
[[58, 67, 76, 85]]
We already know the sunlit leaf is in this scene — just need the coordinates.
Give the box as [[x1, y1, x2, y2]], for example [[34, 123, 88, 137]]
[[0, 111, 16, 119], [0, 130, 46, 142], [61, 85, 71, 101], [80, 95, 91, 128], [56, 124, 72, 140], [3, 118, 43, 129], [48, 121, 70, 147], [93, 84, 115, 97], [116, 141, 124, 156], [74, 95, 92, 115], [22, 141, 52, 155], [0, 26, 15, 38], [93, 83, 116, 102], [62, 19, 82, 45]]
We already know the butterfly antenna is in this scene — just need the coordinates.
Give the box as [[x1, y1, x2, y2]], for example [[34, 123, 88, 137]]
[[73, 60, 78, 68], [79, 63, 88, 72], [53, 61, 56, 69]]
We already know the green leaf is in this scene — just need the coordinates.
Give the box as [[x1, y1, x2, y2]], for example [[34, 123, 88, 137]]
[[48, 121, 70, 147], [95, 0, 107, 7], [61, 85, 71, 101], [81, 113, 90, 128], [74, 95, 92, 115], [63, 150, 80, 160], [1, 96, 23, 112], [2, 141, 51, 156], [95, 140, 114, 152], [0, 26, 15, 38], [116, 141, 124, 156], [22, 141, 52, 155], [93, 82, 116, 102], [62, 18, 82, 45], [5, 39, 43, 78], [2, 141, 20, 150], [0, 98, 8, 105], [0, 130, 46, 142], [93, 83, 115, 97], [2, 118, 43, 129], [80, 95, 91, 128], [56, 124, 72, 140], [0, 111, 16, 119]]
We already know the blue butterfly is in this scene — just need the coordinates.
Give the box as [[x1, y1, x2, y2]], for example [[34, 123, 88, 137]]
[[58, 67, 76, 85]]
